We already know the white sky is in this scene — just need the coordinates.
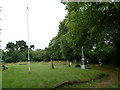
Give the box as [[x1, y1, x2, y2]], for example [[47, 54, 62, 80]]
[[0, 0, 67, 50]]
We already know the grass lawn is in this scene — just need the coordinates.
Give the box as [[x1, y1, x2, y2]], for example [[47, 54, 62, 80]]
[[62, 77, 119, 88], [2, 62, 106, 88], [60, 72, 109, 88], [0, 67, 2, 89], [61, 64, 119, 88]]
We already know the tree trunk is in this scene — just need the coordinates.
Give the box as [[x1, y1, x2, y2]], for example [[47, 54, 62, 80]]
[[51, 60, 54, 69]]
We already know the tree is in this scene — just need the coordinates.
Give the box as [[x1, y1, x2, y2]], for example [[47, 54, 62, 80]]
[[63, 2, 120, 65], [6, 42, 15, 51], [16, 40, 28, 52], [30, 45, 35, 50], [45, 2, 120, 65], [3, 40, 35, 63]]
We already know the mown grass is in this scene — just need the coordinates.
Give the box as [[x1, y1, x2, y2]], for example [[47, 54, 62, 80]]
[[60, 70, 109, 88], [2, 63, 105, 88], [0, 67, 2, 89], [60, 64, 119, 88]]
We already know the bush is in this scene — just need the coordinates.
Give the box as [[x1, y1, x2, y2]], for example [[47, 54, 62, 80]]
[[75, 64, 81, 68]]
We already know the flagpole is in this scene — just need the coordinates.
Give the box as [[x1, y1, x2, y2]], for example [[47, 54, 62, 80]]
[[27, 7, 30, 74]]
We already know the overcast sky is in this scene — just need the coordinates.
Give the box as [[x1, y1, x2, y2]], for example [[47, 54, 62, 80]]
[[0, 0, 67, 50]]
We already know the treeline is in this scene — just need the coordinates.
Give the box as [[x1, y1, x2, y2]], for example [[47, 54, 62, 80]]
[[2, 2, 120, 66], [2, 40, 57, 63], [2, 40, 34, 62], [45, 2, 120, 66]]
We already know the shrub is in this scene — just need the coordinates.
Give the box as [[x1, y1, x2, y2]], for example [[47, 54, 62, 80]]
[[75, 64, 81, 68]]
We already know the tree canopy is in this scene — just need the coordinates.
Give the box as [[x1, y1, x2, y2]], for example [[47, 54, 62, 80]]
[[45, 2, 120, 65]]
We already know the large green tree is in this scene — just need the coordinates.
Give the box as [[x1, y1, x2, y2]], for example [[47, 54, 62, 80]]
[[63, 2, 120, 65], [46, 2, 120, 65], [3, 40, 33, 62]]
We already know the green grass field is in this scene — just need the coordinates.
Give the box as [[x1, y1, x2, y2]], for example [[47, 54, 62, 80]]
[[2, 62, 106, 88], [0, 67, 2, 89]]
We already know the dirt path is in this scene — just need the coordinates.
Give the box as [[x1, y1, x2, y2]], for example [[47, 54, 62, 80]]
[[93, 64, 119, 88], [55, 64, 119, 88]]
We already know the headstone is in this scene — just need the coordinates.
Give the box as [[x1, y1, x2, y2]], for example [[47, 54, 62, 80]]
[[99, 59, 102, 66], [87, 60, 89, 64], [75, 60, 76, 64], [70, 62, 72, 65], [67, 60, 69, 65]]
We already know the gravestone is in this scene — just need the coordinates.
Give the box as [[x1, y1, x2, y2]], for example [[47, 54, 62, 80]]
[[68, 61, 71, 67], [67, 60, 69, 65], [75, 60, 76, 64], [70, 62, 72, 65], [99, 59, 102, 66]]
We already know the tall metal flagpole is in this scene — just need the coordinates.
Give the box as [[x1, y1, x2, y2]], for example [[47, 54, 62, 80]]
[[27, 7, 30, 74]]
